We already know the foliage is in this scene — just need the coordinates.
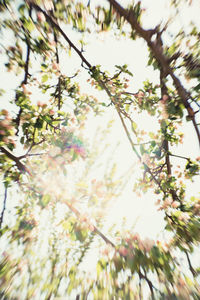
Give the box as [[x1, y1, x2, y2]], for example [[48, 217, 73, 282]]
[[0, 0, 200, 299]]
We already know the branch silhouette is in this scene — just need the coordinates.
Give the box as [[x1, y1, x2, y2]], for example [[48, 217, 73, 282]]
[[108, 0, 200, 146]]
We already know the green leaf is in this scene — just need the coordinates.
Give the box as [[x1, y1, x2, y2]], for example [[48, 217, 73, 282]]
[[42, 74, 48, 83], [24, 18, 35, 32], [39, 194, 51, 208], [140, 145, 145, 155], [20, 137, 25, 144], [35, 118, 43, 129], [131, 121, 137, 132]]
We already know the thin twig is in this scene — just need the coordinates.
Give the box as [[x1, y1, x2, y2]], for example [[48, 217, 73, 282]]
[[0, 185, 8, 229], [168, 153, 189, 161], [53, 28, 62, 111], [15, 5, 32, 136], [30, 3, 92, 69], [65, 200, 115, 247], [185, 250, 197, 277], [139, 269, 155, 300]]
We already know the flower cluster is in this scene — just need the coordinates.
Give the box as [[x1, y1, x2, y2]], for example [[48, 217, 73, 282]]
[[120, 232, 155, 256]]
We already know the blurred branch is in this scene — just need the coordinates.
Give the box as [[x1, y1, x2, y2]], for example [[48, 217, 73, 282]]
[[160, 69, 181, 202], [53, 24, 62, 111], [30, 2, 92, 69], [65, 200, 115, 247], [22, 5, 32, 84], [108, 0, 200, 147], [139, 269, 155, 299], [0, 146, 30, 174], [0, 184, 8, 229], [168, 153, 189, 161], [15, 5, 32, 136], [185, 250, 197, 277]]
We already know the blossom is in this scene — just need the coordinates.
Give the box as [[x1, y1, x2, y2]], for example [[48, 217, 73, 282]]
[[37, 100, 47, 107], [0, 119, 12, 130], [141, 153, 151, 164], [101, 244, 115, 259], [37, 12, 45, 23], [118, 246, 129, 257], [155, 199, 161, 206], [162, 197, 173, 209], [171, 201, 180, 208], [138, 91, 144, 98], [194, 203, 200, 210], [49, 109, 54, 115], [52, 62, 60, 71], [132, 233, 140, 242], [138, 237, 154, 252], [22, 83, 31, 95]]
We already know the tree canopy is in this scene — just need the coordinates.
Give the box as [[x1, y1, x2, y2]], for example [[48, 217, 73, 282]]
[[0, 0, 200, 299]]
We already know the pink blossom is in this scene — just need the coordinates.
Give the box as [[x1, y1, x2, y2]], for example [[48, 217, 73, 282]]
[[138, 237, 154, 252], [171, 201, 180, 208], [138, 91, 144, 98], [49, 109, 54, 115], [37, 12, 45, 23], [52, 62, 59, 71], [132, 233, 140, 241], [194, 203, 200, 210], [118, 246, 129, 257], [163, 198, 173, 209], [101, 245, 114, 259], [155, 199, 161, 206], [141, 153, 150, 164]]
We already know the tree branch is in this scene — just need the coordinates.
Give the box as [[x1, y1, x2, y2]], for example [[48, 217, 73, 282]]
[[139, 269, 155, 300], [65, 200, 115, 248], [22, 5, 32, 85], [108, 0, 200, 146], [30, 2, 92, 69], [53, 26, 62, 111], [0, 184, 8, 229], [185, 250, 197, 277], [159, 69, 180, 202], [0, 146, 30, 174], [15, 5, 32, 136]]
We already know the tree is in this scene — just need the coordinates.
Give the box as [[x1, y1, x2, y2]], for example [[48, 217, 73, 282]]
[[0, 0, 200, 299]]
